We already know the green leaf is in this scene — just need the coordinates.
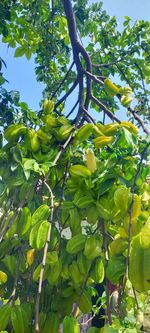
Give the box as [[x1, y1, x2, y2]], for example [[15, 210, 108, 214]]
[[11, 306, 25, 333], [0, 305, 11, 331], [29, 221, 41, 248], [98, 178, 115, 196], [32, 205, 50, 225], [117, 128, 136, 148], [23, 159, 39, 172], [25, 48, 32, 60], [0, 180, 6, 196], [106, 256, 126, 284], [104, 325, 118, 333], [36, 220, 50, 249], [14, 47, 25, 58], [2, 255, 17, 276], [17, 207, 31, 236], [30, 219, 50, 250]]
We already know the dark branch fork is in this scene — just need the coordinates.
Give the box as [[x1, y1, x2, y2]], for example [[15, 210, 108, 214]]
[[60, 0, 120, 125], [59, 0, 149, 135]]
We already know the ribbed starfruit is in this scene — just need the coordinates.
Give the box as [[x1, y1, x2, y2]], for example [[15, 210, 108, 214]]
[[84, 236, 102, 260], [93, 135, 114, 148], [63, 316, 79, 333], [26, 249, 35, 266], [47, 259, 62, 285], [121, 95, 133, 107], [69, 164, 91, 177], [129, 233, 150, 292], [86, 149, 97, 173], [42, 114, 58, 128], [119, 86, 133, 95], [78, 290, 93, 314], [86, 205, 99, 225], [109, 238, 128, 256], [69, 261, 84, 286], [37, 127, 52, 143], [74, 195, 94, 209], [4, 123, 27, 142], [114, 186, 129, 212], [120, 121, 138, 134], [132, 194, 141, 219], [74, 123, 94, 142], [25, 129, 40, 153], [67, 234, 86, 254], [43, 99, 54, 114], [90, 258, 104, 283], [43, 312, 59, 333], [103, 123, 120, 136], [77, 252, 91, 276], [0, 270, 7, 284], [57, 124, 73, 141], [104, 78, 120, 96]]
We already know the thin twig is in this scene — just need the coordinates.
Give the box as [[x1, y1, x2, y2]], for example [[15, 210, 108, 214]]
[[35, 181, 54, 333], [128, 107, 150, 135], [53, 131, 74, 166], [0, 181, 37, 242], [51, 61, 75, 99], [102, 220, 111, 325], [93, 59, 124, 68], [83, 69, 104, 86], [91, 95, 121, 123], [54, 77, 79, 110], [115, 64, 134, 92], [132, 287, 139, 310], [82, 106, 97, 125], [61, 161, 70, 201], [66, 100, 79, 118], [134, 61, 150, 111], [80, 304, 103, 326], [7, 251, 22, 305]]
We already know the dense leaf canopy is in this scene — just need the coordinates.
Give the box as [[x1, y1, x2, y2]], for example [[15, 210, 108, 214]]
[[0, 1, 150, 333]]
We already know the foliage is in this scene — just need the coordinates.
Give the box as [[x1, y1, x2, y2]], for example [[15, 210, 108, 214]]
[[0, 1, 150, 333]]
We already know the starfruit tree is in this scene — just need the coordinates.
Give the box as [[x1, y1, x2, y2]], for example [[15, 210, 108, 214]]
[[0, 0, 150, 333]]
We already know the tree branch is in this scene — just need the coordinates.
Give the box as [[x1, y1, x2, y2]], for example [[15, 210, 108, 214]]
[[51, 61, 75, 99], [54, 77, 79, 110], [62, 0, 93, 119], [91, 95, 121, 123], [83, 69, 104, 86], [82, 106, 97, 125], [128, 107, 150, 135], [35, 181, 54, 333], [66, 99, 79, 118]]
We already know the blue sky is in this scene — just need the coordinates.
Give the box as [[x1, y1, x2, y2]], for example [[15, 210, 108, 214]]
[[1, 0, 150, 111]]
